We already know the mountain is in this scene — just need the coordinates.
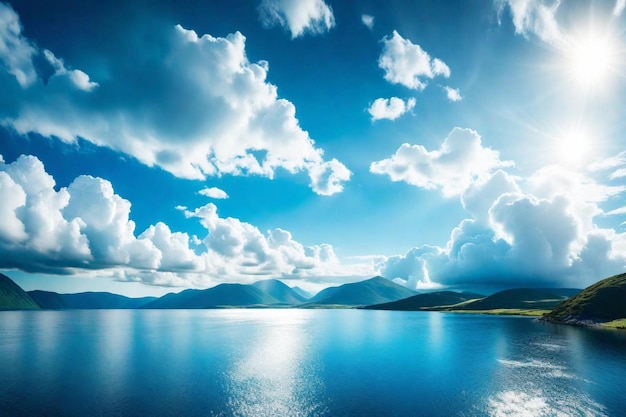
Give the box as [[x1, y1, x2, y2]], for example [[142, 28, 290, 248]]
[[252, 279, 307, 304], [452, 288, 579, 311], [291, 286, 312, 300], [0, 273, 40, 310], [143, 283, 279, 309], [308, 276, 415, 306], [542, 273, 626, 325], [28, 290, 156, 309], [364, 291, 484, 311]]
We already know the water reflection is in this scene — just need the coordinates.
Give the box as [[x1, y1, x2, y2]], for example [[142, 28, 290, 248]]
[[225, 310, 326, 417]]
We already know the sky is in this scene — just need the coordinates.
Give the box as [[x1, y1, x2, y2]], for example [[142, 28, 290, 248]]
[[1, 0, 626, 297]]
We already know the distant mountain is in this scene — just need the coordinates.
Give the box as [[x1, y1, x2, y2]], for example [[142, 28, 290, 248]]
[[364, 291, 484, 311], [0, 273, 40, 310], [542, 273, 626, 325], [252, 279, 307, 304], [291, 286, 312, 300], [452, 288, 579, 311], [309, 276, 415, 306], [143, 283, 279, 309], [28, 290, 156, 309]]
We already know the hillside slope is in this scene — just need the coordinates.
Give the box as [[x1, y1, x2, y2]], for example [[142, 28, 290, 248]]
[[29, 290, 156, 309], [252, 279, 307, 304], [0, 273, 40, 310], [542, 273, 626, 325], [309, 277, 415, 306], [144, 283, 279, 308], [364, 291, 484, 310], [453, 288, 577, 311]]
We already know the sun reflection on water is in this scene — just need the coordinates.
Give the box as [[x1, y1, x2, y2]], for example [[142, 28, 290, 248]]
[[224, 310, 327, 417]]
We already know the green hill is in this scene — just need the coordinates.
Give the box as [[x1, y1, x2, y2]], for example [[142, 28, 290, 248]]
[[0, 273, 40, 310], [308, 276, 415, 307], [143, 283, 279, 308], [252, 279, 307, 304], [28, 290, 156, 309], [452, 288, 578, 311], [542, 273, 626, 325], [364, 291, 484, 310]]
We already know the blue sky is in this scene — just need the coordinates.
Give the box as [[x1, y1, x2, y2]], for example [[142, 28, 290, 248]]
[[1, 0, 625, 296]]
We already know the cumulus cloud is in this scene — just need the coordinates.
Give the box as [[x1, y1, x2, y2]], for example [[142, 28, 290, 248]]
[[361, 14, 374, 30], [198, 187, 229, 199], [370, 127, 512, 197], [378, 166, 626, 289], [378, 30, 450, 90], [258, 0, 335, 38], [0, 153, 365, 286], [495, 0, 564, 46], [443, 86, 462, 102], [367, 97, 415, 121], [0, 6, 349, 196]]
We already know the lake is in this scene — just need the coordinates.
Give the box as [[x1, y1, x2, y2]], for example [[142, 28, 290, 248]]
[[0, 309, 625, 416]]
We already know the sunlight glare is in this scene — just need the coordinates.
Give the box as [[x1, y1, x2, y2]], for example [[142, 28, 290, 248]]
[[555, 129, 589, 166], [566, 30, 617, 90]]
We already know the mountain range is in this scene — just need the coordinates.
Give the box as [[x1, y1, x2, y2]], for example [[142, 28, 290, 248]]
[[1, 271, 626, 329]]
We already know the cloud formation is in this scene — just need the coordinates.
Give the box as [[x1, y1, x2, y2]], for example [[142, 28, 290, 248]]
[[361, 14, 374, 30], [378, 165, 626, 290], [370, 128, 512, 197], [258, 0, 335, 38], [443, 86, 462, 102], [495, 0, 563, 46], [367, 97, 415, 121], [378, 30, 450, 90], [0, 4, 349, 196], [0, 153, 363, 286], [199, 187, 229, 199]]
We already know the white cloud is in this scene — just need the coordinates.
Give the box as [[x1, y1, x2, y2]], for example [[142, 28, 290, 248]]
[[367, 97, 415, 121], [377, 167, 626, 289], [0, 153, 367, 286], [0, 3, 37, 87], [258, 0, 335, 38], [378, 30, 450, 90], [614, 0, 626, 16], [0, 9, 349, 196], [361, 14, 374, 30], [606, 206, 626, 216], [495, 0, 564, 46], [443, 86, 462, 101], [198, 187, 229, 199], [370, 127, 512, 197]]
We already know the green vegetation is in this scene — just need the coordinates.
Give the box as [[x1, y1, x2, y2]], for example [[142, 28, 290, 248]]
[[543, 272, 626, 326], [447, 309, 550, 317], [364, 291, 484, 311], [601, 319, 626, 329], [449, 288, 578, 311], [0, 273, 40, 310]]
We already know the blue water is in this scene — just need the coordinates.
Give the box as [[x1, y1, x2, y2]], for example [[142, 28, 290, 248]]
[[1, 310, 625, 416]]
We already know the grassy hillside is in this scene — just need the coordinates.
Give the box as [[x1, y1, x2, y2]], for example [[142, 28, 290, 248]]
[[543, 273, 626, 324], [252, 279, 307, 304], [29, 290, 156, 309], [452, 288, 576, 311], [364, 291, 484, 311], [0, 273, 40, 310], [144, 283, 279, 308], [309, 277, 415, 307]]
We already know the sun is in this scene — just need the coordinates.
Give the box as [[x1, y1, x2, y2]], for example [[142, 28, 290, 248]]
[[565, 29, 618, 90]]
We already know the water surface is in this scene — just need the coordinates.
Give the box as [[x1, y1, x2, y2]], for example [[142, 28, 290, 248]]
[[1, 309, 625, 416]]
